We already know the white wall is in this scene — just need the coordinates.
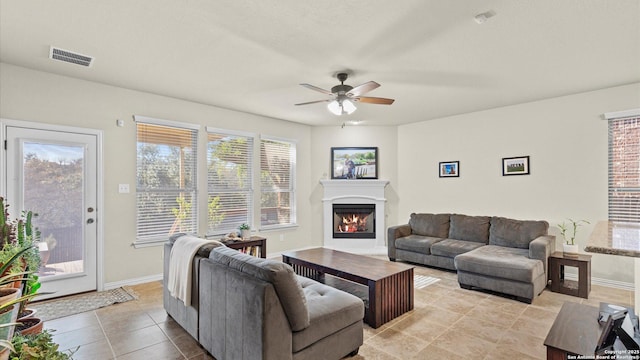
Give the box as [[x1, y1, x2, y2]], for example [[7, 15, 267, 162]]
[[309, 126, 399, 247], [0, 63, 314, 284], [397, 83, 640, 284]]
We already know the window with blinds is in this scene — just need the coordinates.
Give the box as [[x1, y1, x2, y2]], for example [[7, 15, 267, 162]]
[[136, 119, 198, 244], [260, 138, 296, 228], [206, 130, 253, 235], [608, 115, 640, 223]]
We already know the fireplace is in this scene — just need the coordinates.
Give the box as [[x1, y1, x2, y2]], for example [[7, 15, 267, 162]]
[[333, 204, 375, 238], [320, 179, 389, 254]]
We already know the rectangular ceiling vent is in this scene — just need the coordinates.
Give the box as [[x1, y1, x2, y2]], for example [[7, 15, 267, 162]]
[[49, 46, 94, 67]]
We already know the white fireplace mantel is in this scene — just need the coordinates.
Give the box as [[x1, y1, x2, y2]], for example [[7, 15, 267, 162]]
[[320, 179, 389, 254]]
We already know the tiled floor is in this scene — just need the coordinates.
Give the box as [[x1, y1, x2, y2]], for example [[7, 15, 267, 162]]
[[43, 263, 634, 360]]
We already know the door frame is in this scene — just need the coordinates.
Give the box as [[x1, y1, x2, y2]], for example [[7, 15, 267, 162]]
[[0, 118, 105, 292]]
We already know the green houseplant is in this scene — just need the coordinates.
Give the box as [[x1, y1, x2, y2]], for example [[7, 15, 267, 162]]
[[10, 330, 76, 359], [558, 219, 590, 257], [238, 223, 251, 240]]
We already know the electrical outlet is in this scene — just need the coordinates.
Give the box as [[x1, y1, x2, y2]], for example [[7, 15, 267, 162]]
[[118, 184, 130, 193]]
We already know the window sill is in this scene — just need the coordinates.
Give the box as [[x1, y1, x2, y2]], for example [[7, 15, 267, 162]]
[[258, 224, 299, 232]]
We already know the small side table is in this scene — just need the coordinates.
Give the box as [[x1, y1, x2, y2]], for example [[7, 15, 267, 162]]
[[221, 236, 267, 258], [548, 251, 591, 298]]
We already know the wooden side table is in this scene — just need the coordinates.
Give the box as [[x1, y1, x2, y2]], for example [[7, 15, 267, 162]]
[[222, 236, 266, 258], [548, 251, 591, 298]]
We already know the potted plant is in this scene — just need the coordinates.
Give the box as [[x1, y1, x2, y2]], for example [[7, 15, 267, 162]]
[[558, 219, 590, 257], [238, 224, 251, 240], [10, 329, 76, 359]]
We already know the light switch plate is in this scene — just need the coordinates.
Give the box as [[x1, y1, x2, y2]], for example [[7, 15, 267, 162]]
[[118, 184, 130, 193]]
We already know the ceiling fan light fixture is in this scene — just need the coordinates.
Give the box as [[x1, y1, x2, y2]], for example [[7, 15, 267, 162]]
[[327, 100, 342, 115], [327, 99, 357, 116], [342, 99, 356, 114]]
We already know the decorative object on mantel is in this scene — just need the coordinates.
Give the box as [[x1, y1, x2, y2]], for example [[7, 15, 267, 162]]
[[331, 147, 378, 179], [502, 155, 530, 176], [559, 218, 590, 258], [439, 161, 459, 178]]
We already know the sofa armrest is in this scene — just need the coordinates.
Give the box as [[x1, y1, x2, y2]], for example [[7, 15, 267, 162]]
[[529, 235, 556, 275], [387, 224, 411, 260]]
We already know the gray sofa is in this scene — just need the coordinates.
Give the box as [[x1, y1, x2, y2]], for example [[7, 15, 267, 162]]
[[387, 213, 554, 303], [164, 238, 364, 360]]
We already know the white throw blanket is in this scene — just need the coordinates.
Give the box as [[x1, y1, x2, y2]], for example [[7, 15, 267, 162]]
[[167, 235, 220, 306]]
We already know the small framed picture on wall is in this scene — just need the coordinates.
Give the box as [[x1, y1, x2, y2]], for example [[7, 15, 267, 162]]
[[502, 156, 530, 176], [439, 161, 459, 178]]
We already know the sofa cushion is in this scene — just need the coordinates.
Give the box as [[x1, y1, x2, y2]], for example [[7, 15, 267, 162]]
[[430, 239, 486, 258], [409, 213, 450, 237], [489, 217, 549, 249], [454, 245, 544, 283], [210, 247, 310, 331], [292, 276, 364, 353], [395, 235, 444, 255], [448, 214, 491, 243]]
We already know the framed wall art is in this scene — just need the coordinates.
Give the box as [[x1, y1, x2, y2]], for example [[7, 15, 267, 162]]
[[331, 147, 378, 179], [439, 161, 459, 178], [502, 156, 530, 176]]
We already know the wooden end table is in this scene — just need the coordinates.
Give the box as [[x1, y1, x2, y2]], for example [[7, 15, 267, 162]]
[[548, 251, 591, 298], [221, 236, 266, 258]]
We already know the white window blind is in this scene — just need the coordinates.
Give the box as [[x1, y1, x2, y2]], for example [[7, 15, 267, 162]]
[[206, 131, 253, 235], [260, 138, 296, 228], [608, 115, 640, 223], [136, 120, 198, 244]]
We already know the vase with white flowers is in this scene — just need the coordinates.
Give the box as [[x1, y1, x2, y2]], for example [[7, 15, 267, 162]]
[[558, 219, 590, 257]]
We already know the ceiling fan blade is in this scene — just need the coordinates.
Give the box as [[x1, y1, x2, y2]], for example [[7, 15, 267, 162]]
[[347, 81, 380, 97], [354, 96, 395, 105], [295, 99, 330, 106], [300, 83, 333, 95]]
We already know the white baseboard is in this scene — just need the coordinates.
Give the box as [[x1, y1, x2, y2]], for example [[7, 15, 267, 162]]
[[104, 273, 163, 290], [563, 273, 634, 291]]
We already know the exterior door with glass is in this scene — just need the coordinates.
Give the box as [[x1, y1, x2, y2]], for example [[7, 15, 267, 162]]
[[4, 124, 99, 299]]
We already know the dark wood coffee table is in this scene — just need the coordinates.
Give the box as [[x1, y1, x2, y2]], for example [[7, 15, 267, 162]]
[[282, 247, 414, 328]]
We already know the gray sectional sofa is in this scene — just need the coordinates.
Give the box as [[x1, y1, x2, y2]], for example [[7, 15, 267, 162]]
[[387, 213, 555, 303], [164, 237, 364, 360]]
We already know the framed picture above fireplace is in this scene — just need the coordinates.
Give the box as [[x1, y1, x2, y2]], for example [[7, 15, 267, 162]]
[[331, 147, 378, 179]]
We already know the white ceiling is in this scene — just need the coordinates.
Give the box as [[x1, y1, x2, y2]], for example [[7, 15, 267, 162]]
[[1, 0, 639, 126]]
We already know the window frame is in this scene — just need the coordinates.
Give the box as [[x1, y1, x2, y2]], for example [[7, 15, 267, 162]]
[[205, 127, 255, 236], [134, 115, 199, 247], [605, 108, 640, 224], [259, 135, 297, 230]]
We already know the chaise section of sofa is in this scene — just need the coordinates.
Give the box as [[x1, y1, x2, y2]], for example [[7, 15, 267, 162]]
[[165, 240, 364, 360], [387, 213, 555, 302]]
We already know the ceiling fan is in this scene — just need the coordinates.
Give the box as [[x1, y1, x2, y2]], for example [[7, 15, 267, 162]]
[[295, 72, 395, 116]]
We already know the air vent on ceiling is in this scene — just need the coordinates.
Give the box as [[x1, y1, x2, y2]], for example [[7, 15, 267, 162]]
[[49, 46, 94, 67]]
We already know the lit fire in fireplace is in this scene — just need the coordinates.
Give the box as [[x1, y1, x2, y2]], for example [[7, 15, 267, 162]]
[[337, 213, 369, 233]]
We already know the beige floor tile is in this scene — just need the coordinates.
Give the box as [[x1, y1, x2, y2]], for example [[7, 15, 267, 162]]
[[348, 343, 399, 360], [117, 340, 184, 360], [43, 311, 99, 334], [412, 343, 461, 359], [171, 333, 206, 358], [497, 330, 547, 359], [413, 305, 464, 327], [485, 343, 542, 360], [65, 338, 114, 360], [450, 316, 508, 343], [52, 324, 106, 352], [109, 324, 169, 356], [431, 328, 496, 358], [390, 311, 449, 342], [367, 328, 429, 359]]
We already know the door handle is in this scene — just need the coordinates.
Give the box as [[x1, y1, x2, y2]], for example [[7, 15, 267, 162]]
[[87, 218, 94, 224]]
